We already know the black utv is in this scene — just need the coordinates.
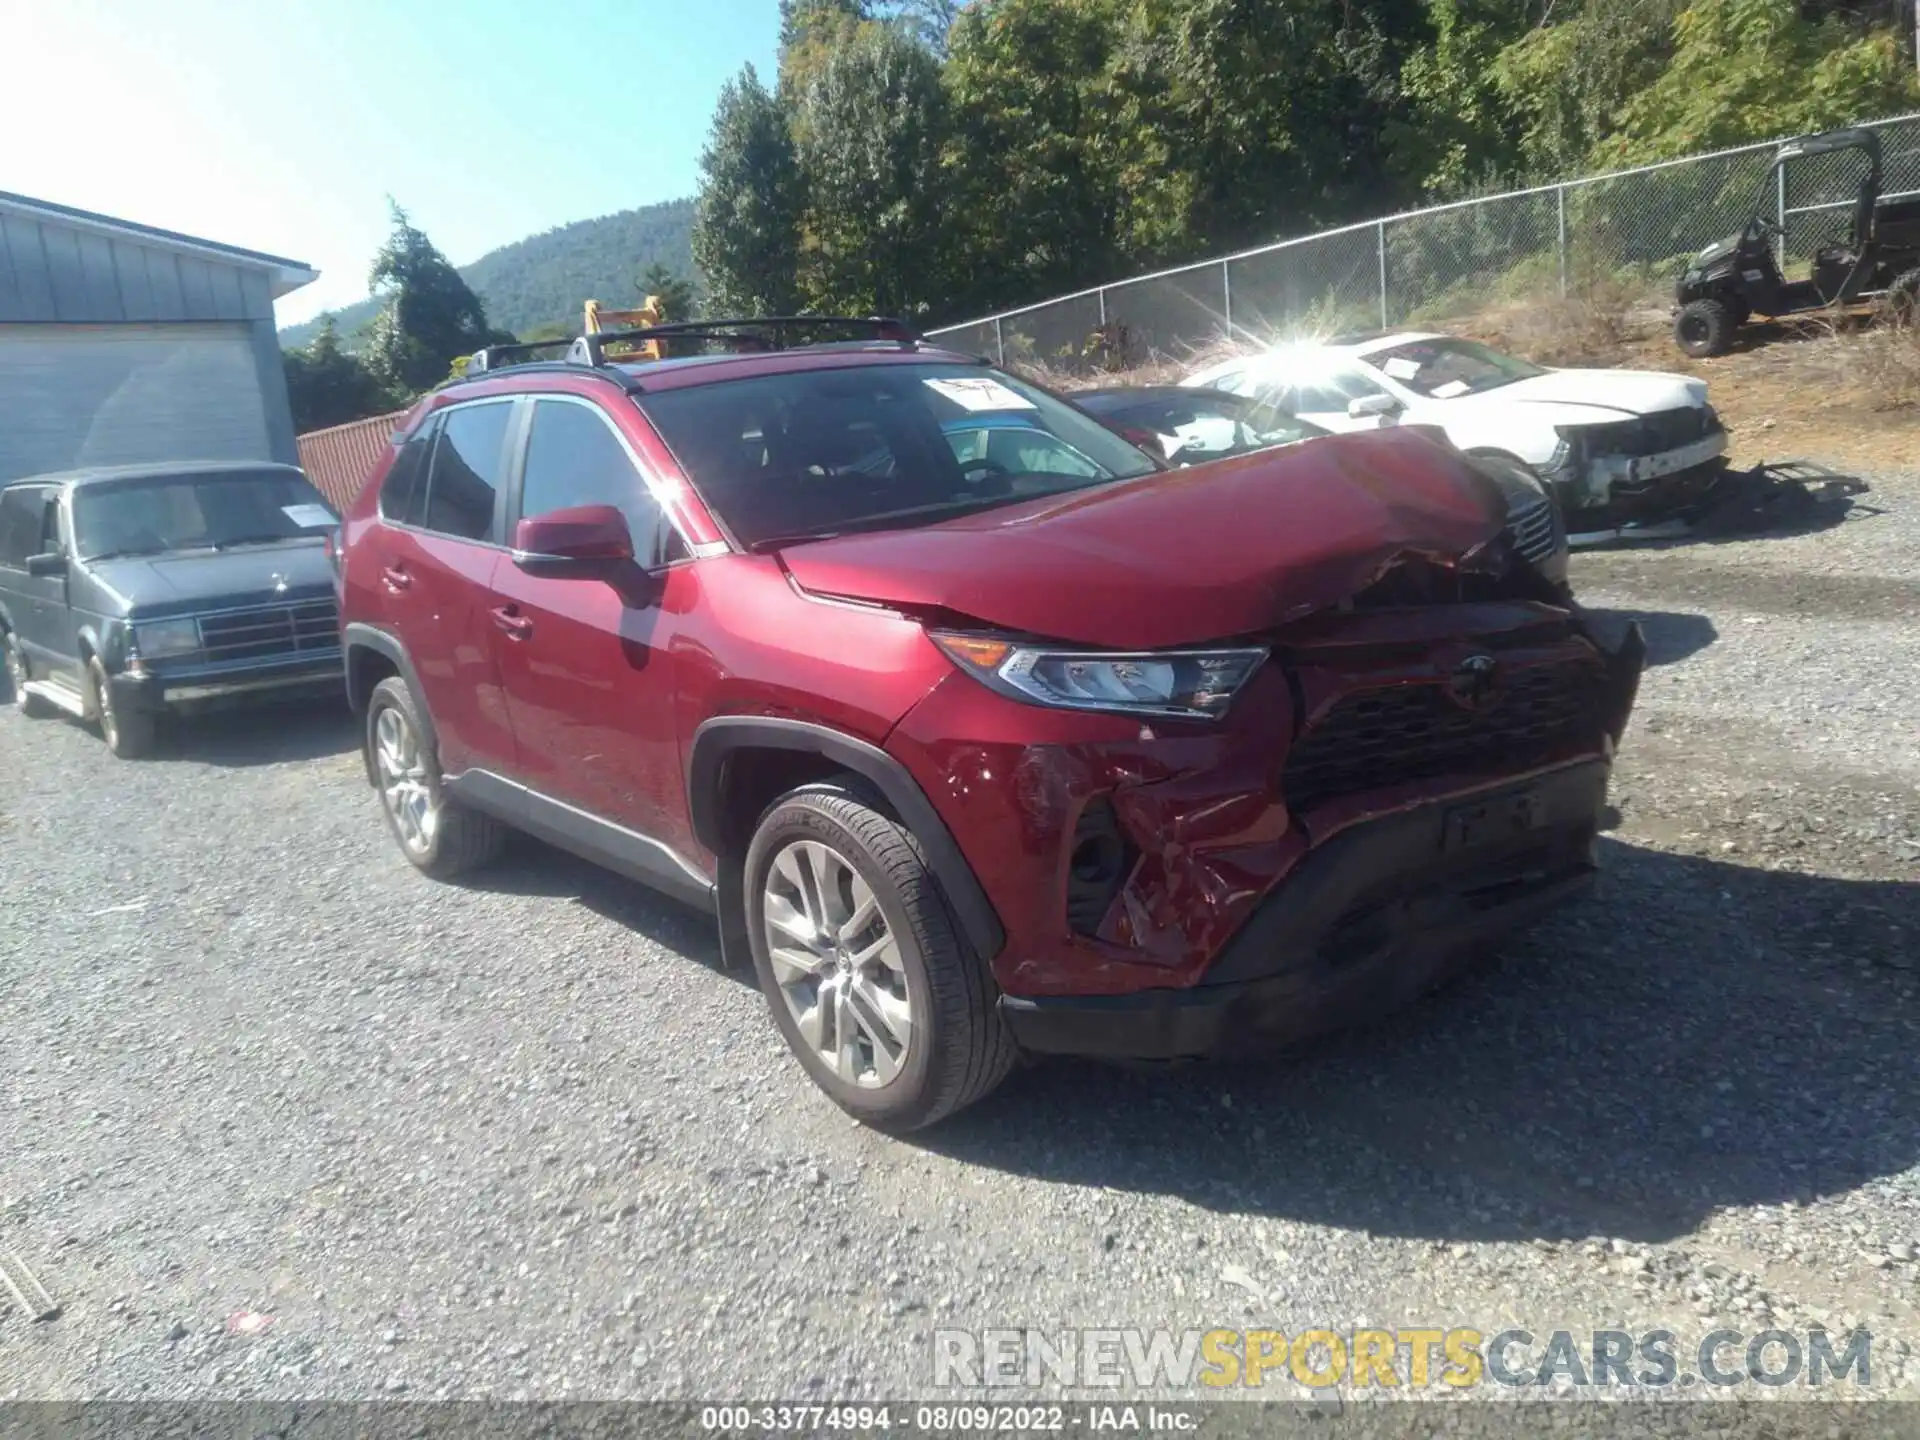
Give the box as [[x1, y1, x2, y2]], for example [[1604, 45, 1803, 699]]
[[1673, 127, 1920, 358]]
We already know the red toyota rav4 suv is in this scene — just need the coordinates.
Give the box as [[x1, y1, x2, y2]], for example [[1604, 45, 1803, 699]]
[[336, 318, 1643, 1131]]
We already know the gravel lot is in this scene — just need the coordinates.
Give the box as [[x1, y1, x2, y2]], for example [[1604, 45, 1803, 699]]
[[2, 459, 1916, 1411]]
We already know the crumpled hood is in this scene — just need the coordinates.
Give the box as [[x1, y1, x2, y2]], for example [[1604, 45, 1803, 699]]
[[778, 428, 1508, 650], [1477, 368, 1709, 422]]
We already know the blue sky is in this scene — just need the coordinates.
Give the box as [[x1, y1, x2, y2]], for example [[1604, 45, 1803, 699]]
[[13, 0, 780, 326]]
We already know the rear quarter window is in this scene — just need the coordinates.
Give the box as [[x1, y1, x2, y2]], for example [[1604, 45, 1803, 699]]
[[378, 423, 436, 526]]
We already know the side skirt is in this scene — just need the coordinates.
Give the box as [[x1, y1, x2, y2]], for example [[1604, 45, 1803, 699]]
[[444, 769, 717, 916]]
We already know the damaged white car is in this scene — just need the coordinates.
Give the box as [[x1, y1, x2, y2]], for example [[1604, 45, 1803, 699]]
[[1183, 333, 1728, 539]]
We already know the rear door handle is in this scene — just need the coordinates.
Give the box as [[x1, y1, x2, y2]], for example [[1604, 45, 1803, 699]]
[[381, 565, 411, 593], [490, 605, 533, 639]]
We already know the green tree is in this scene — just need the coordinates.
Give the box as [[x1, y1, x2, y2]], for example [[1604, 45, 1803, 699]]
[[941, 0, 1127, 315], [792, 20, 951, 314], [1387, 0, 1534, 195], [637, 262, 701, 322], [1600, 0, 1920, 164], [282, 315, 397, 432], [693, 65, 805, 314], [363, 202, 501, 394]]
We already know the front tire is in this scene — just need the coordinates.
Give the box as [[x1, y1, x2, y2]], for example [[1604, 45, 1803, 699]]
[[365, 675, 506, 878], [5, 631, 53, 718], [1675, 298, 1734, 358], [744, 781, 1015, 1132], [88, 657, 156, 758]]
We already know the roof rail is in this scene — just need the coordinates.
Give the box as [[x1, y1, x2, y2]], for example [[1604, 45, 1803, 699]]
[[464, 337, 578, 376]]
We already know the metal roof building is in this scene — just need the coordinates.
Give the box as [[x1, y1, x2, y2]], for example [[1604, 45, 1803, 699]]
[[0, 190, 316, 483]]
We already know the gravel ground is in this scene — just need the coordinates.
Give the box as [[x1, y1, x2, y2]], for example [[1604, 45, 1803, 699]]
[[2, 462, 1916, 1413]]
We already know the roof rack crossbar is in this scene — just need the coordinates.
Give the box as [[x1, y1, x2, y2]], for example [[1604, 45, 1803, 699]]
[[576, 315, 919, 367]]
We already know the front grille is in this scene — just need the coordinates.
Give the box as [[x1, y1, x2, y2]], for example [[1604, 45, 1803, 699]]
[[1581, 407, 1712, 458], [196, 600, 340, 664], [1282, 659, 1605, 812], [1505, 494, 1561, 567]]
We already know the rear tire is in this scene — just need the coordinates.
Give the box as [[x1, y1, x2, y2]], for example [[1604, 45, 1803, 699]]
[[88, 657, 156, 758], [5, 631, 53, 718], [1881, 269, 1920, 329], [1675, 298, 1734, 358], [365, 675, 506, 878], [744, 780, 1016, 1132]]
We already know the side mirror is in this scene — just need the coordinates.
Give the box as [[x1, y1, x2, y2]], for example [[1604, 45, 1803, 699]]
[[512, 504, 635, 578], [1348, 394, 1399, 420], [25, 552, 67, 578], [1116, 425, 1169, 460]]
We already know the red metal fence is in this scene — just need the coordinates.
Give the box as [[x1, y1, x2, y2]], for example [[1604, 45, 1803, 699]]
[[297, 410, 407, 513]]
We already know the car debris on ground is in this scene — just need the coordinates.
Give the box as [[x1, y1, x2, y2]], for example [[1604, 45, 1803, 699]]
[[1566, 460, 1871, 548]]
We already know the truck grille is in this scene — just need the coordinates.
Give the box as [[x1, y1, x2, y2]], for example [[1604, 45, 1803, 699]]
[[1505, 494, 1561, 567], [196, 600, 340, 664], [1282, 659, 1605, 812], [1582, 407, 1713, 458]]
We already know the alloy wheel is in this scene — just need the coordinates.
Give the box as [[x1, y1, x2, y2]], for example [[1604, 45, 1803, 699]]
[[762, 839, 912, 1089], [374, 705, 438, 856], [4, 635, 25, 706]]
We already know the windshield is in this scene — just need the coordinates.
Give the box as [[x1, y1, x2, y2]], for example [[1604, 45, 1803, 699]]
[[1365, 338, 1547, 399], [1084, 390, 1325, 464], [73, 471, 337, 561], [636, 363, 1160, 548]]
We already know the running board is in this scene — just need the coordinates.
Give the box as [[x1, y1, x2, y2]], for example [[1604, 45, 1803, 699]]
[[22, 680, 87, 717]]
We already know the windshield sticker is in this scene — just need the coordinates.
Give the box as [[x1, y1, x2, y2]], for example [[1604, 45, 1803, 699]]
[[1380, 357, 1423, 380], [924, 377, 1038, 412], [1430, 379, 1472, 400], [281, 504, 337, 528]]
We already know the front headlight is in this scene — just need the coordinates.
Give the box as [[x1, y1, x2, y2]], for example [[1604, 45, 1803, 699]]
[[134, 618, 201, 658], [932, 634, 1267, 720]]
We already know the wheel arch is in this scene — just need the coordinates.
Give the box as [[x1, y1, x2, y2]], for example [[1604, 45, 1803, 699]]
[[344, 623, 433, 786], [687, 716, 1006, 962]]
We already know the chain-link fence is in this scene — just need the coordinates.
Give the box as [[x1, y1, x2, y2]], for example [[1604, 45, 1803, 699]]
[[928, 112, 1920, 368]]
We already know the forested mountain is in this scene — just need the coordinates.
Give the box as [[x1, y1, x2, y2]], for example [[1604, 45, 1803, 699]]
[[279, 197, 694, 350]]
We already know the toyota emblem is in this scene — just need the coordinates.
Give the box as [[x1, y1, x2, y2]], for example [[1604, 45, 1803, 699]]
[[1447, 653, 1501, 711]]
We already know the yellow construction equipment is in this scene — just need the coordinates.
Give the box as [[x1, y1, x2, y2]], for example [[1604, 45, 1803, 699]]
[[584, 295, 666, 361]]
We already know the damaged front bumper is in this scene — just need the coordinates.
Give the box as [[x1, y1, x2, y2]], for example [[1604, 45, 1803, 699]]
[[1546, 419, 1731, 531], [1000, 759, 1609, 1060], [997, 623, 1647, 1062]]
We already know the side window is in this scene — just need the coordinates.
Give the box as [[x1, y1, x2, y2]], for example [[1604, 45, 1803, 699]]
[[518, 400, 683, 565], [0, 488, 46, 568], [378, 421, 437, 527], [422, 402, 513, 543], [39, 496, 64, 555]]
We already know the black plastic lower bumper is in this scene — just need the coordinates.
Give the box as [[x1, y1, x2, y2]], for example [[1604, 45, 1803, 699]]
[[1000, 759, 1612, 1062]]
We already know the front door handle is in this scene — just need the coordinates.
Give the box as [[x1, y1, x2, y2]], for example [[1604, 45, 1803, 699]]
[[490, 605, 533, 640], [381, 565, 412, 593]]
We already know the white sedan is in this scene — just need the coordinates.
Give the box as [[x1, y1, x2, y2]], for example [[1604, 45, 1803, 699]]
[[1184, 333, 1728, 532]]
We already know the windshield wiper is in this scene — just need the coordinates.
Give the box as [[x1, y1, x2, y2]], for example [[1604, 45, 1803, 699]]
[[83, 545, 177, 562], [747, 530, 844, 553]]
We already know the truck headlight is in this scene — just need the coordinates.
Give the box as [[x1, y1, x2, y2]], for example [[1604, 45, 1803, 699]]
[[134, 619, 201, 658], [933, 634, 1267, 720]]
